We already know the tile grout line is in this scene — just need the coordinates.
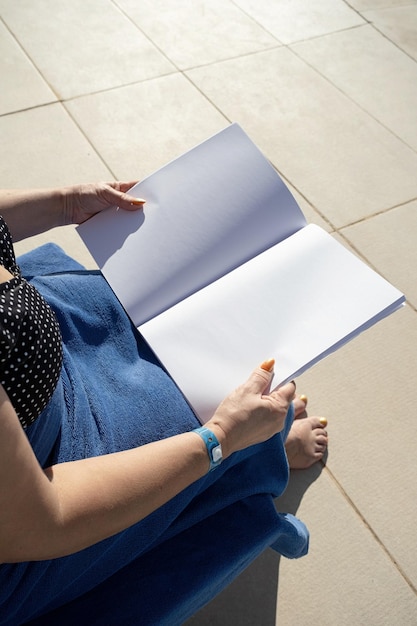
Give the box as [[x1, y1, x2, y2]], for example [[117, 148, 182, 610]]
[[0, 15, 62, 103], [109, 0, 286, 124], [337, 227, 417, 315], [110, 0, 183, 72], [288, 27, 417, 157], [229, 0, 364, 45], [323, 465, 417, 595], [60, 101, 119, 181], [111, 0, 285, 72], [340, 198, 417, 229], [343, 0, 417, 64], [109, 0, 236, 137], [0, 4, 155, 183], [0, 100, 60, 119], [272, 168, 337, 231]]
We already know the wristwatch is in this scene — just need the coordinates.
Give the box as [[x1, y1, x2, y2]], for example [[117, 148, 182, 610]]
[[193, 426, 223, 471]]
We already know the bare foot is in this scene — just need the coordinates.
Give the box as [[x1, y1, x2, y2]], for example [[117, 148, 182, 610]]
[[285, 395, 328, 469]]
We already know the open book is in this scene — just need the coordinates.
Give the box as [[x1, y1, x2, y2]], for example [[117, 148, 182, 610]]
[[78, 123, 405, 423]]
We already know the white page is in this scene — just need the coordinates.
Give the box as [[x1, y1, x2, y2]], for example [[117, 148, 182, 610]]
[[140, 225, 405, 423], [78, 123, 306, 326]]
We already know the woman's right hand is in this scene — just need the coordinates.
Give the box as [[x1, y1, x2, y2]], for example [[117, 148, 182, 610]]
[[0, 359, 294, 562], [205, 360, 296, 459]]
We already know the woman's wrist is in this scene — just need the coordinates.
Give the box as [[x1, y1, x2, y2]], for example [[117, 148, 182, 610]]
[[0, 187, 65, 241], [192, 427, 224, 471], [202, 420, 231, 460], [60, 185, 78, 226]]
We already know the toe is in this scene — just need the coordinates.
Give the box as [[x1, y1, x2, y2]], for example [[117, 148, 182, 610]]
[[293, 395, 308, 419]]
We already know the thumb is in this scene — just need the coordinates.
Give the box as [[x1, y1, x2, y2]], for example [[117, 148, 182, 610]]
[[245, 359, 276, 395]]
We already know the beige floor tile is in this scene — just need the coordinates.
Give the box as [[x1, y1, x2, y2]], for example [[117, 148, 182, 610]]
[[286, 183, 333, 231], [292, 25, 417, 151], [363, 5, 417, 60], [341, 202, 417, 309], [187, 48, 417, 227], [15, 226, 97, 269], [0, 19, 56, 115], [233, 0, 364, 44], [276, 470, 417, 625], [0, 0, 175, 99], [114, 0, 278, 69], [349, 0, 415, 10], [0, 104, 112, 187], [295, 302, 417, 590], [65, 73, 229, 181]]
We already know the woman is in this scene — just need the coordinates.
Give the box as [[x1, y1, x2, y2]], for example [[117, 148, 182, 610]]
[[0, 183, 328, 625]]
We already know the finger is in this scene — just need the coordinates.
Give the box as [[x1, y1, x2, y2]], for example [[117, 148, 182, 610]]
[[244, 360, 276, 395], [107, 181, 139, 192], [118, 181, 139, 192], [274, 380, 296, 403]]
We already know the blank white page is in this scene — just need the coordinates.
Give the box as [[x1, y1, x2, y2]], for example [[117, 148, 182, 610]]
[[140, 225, 405, 423]]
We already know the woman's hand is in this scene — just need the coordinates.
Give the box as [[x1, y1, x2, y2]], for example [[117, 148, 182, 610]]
[[0, 182, 146, 241], [205, 360, 295, 459], [62, 181, 145, 225]]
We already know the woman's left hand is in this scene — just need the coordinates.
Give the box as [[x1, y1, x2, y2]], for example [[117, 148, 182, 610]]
[[63, 182, 145, 225]]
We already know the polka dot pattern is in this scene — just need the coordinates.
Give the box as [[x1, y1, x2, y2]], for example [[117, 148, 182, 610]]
[[0, 217, 63, 428]]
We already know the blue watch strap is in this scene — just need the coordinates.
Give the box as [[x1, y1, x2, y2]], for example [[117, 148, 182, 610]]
[[193, 426, 223, 471]]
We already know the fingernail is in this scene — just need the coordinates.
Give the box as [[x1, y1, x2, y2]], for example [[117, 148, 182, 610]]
[[131, 198, 146, 205], [299, 394, 308, 405], [260, 358, 275, 372], [319, 417, 328, 426]]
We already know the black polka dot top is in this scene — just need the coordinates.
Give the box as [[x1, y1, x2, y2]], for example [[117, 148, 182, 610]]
[[0, 217, 63, 429]]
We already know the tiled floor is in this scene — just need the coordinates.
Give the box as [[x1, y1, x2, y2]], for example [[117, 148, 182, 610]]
[[1, 1, 416, 624]]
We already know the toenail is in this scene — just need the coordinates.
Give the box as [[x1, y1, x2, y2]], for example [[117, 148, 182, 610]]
[[300, 394, 308, 405], [319, 417, 327, 426]]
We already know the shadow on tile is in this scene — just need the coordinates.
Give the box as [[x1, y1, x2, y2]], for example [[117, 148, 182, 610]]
[[276, 460, 326, 518], [185, 463, 325, 625], [184, 548, 280, 626]]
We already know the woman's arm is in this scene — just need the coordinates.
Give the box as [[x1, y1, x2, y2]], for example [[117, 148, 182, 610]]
[[0, 362, 294, 563], [0, 182, 145, 242]]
